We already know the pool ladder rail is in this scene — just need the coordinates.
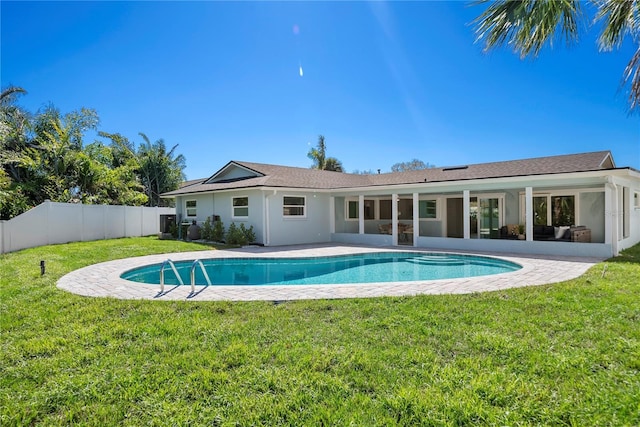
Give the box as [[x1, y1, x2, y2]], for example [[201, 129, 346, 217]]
[[190, 259, 212, 291], [159, 259, 212, 293]]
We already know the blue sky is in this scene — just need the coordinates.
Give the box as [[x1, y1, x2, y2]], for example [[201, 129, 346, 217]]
[[2, 1, 639, 179]]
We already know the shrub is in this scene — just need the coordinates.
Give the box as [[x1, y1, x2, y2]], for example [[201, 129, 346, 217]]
[[226, 222, 247, 245], [212, 220, 225, 242], [180, 223, 190, 240], [169, 222, 178, 239], [240, 223, 256, 243], [201, 217, 213, 241]]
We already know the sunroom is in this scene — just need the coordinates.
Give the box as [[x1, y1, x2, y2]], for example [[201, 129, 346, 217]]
[[330, 178, 615, 258]]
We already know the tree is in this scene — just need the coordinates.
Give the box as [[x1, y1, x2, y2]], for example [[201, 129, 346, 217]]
[[307, 135, 344, 172], [76, 141, 148, 206], [324, 157, 344, 172], [351, 169, 377, 175], [391, 159, 433, 172], [136, 133, 186, 207], [307, 135, 327, 170], [473, 0, 640, 113], [0, 86, 187, 218], [0, 86, 29, 183], [16, 105, 100, 204]]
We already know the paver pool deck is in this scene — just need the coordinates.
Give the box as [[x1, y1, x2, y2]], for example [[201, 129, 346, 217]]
[[57, 244, 604, 301]]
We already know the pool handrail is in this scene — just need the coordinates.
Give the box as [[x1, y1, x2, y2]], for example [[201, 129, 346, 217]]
[[159, 259, 184, 292], [190, 259, 212, 291]]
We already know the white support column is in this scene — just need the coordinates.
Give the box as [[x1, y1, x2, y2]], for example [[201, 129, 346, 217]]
[[623, 186, 630, 239], [329, 196, 335, 234], [463, 190, 470, 239], [412, 192, 419, 247], [525, 186, 533, 241], [605, 182, 619, 255], [613, 184, 620, 254], [392, 193, 398, 246], [358, 194, 365, 234], [604, 183, 612, 245], [264, 192, 270, 246]]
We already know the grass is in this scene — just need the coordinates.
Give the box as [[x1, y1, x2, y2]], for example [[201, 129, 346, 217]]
[[1, 237, 639, 426]]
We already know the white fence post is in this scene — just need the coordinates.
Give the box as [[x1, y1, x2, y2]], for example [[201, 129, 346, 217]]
[[0, 220, 5, 254], [46, 200, 51, 246], [81, 203, 85, 241]]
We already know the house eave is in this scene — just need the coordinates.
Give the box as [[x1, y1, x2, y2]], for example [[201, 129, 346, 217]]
[[163, 168, 631, 199], [329, 169, 626, 194]]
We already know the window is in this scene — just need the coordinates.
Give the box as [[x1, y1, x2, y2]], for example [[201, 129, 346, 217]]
[[551, 196, 575, 226], [283, 196, 305, 217], [397, 199, 413, 220], [186, 200, 197, 217], [232, 196, 249, 218], [346, 199, 375, 220], [635, 192, 640, 209], [347, 200, 358, 219], [379, 199, 392, 220], [419, 200, 437, 219], [533, 196, 547, 225], [520, 193, 577, 226], [363, 200, 375, 220]]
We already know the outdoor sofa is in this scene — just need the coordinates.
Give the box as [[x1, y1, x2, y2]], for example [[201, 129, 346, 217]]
[[499, 224, 591, 242]]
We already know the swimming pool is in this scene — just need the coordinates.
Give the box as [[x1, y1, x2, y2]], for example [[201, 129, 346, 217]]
[[120, 252, 521, 286]]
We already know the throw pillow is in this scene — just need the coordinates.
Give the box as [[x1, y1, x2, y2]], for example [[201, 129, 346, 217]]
[[554, 226, 570, 239]]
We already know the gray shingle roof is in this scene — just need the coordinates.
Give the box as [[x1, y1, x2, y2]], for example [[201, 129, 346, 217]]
[[162, 151, 615, 197]]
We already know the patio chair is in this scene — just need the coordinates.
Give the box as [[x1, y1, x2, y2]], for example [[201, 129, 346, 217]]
[[378, 224, 392, 234]]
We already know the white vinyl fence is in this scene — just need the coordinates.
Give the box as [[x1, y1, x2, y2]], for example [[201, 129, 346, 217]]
[[0, 201, 175, 254]]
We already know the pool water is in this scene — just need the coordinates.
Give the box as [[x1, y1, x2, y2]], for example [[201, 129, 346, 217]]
[[121, 252, 521, 286]]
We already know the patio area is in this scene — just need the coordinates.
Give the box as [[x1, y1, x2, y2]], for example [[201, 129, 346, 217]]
[[57, 244, 605, 301]]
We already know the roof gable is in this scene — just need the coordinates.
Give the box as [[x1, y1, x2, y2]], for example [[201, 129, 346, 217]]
[[205, 161, 265, 184], [599, 152, 615, 169]]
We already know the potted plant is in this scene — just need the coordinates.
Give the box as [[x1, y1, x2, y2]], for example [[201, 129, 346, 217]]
[[517, 224, 525, 240]]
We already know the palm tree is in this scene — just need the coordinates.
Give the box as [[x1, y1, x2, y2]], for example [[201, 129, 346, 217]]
[[473, 0, 640, 113], [307, 135, 344, 172], [137, 133, 186, 207], [0, 86, 29, 180], [307, 135, 327, 170], [324, 157, 344, 172], [0, 86, 26, 103]]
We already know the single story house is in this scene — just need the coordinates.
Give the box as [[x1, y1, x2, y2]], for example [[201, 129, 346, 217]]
[[161, 151, 640, 258]]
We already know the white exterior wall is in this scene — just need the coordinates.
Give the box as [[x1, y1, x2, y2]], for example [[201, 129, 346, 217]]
[[579, 192, 605, 243], [616, 177, 640, 252], [177, 193, 215, 224], [265, 191, 331, 246], [174, 191, 265, 243], [215, 190, 264, 244], [0, 201, 174, 254]]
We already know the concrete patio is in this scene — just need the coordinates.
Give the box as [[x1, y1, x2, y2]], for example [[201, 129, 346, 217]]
[[57, 244, 604, 301]]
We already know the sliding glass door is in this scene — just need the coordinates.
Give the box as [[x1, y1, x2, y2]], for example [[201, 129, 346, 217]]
[[479, 197, 501, 239]]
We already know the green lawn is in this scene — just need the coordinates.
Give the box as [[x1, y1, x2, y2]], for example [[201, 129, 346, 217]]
[[1, 237, 639, 426]]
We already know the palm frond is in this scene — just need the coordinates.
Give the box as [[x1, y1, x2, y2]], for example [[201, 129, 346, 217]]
[[473, 0, 583, 58], [0, 86, 26, 103], [596, 0, 639, 50], [623, 44, 640, 112]]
